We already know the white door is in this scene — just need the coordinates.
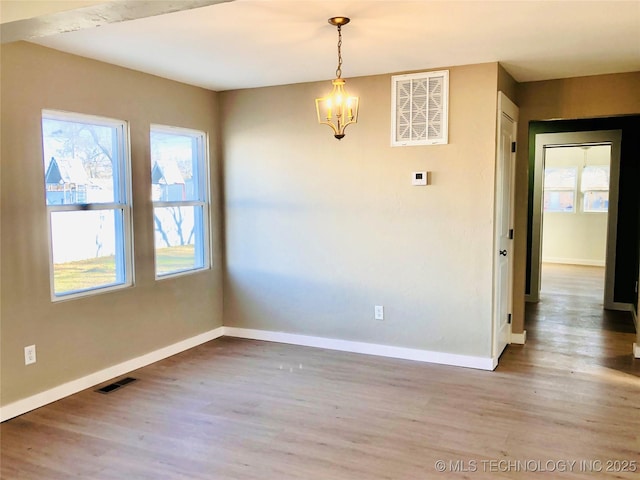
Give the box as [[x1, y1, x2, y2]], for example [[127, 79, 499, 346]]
[[493, 92, 518, 361]]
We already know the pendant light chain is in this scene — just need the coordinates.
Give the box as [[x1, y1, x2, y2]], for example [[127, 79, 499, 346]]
[[315, 16, 359, 140], [336, 25, 343, 79]]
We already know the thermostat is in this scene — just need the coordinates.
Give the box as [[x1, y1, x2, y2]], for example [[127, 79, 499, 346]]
[[412, 171, 428, 186]]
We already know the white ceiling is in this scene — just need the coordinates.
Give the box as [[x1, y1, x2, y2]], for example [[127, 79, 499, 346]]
[[7, 0, 640, 91]]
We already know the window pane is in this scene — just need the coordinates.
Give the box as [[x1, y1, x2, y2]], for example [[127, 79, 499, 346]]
[[583, 191, 609, 212], [544, 190, 575, 212], [42, 118, 119, 205], [150, 131, 199, 202], [50, 210, 126, 295], [544, 167, 576, 189], [581, 165, 609, 192], [150, 125, 209, 279], [154, 206, 204, 275], [42, 111, 132, 300]]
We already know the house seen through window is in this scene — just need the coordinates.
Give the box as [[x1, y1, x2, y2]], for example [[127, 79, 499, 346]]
[[42, 110, 133, 299]]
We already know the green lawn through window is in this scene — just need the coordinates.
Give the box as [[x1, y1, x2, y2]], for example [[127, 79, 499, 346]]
[[53, 246, 196, 293]]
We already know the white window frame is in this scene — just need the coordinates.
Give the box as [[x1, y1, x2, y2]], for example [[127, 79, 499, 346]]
[[42, 110, 134, 301], [391, 70, 449, 146], [150, 125, 211, 279]]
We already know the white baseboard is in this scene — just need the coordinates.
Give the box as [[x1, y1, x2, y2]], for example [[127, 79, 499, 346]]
[[629, 307, 638, 358], [510, 330, 527, 345], [0, 327, 225, 422], [605, 302, 634, 312], [223, 327, 495, 371], [0, 325, 503, 422], [541, 258, 605, 267]]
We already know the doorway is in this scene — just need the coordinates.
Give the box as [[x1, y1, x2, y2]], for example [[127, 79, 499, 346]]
[[540, 143, 611, 303], [529, 130, 622, 310]]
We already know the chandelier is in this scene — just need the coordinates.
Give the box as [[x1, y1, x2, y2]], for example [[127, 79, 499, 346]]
[[315, 17, 359, 140]]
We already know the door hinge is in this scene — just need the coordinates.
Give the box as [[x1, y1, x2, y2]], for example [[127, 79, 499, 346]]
[[507, 313, 512, 324], [509, 228, 514, 239], [511, 142, 516, 153]]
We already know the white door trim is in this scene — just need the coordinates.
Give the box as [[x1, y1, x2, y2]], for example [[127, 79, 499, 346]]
[[493, 91, 519, 363]]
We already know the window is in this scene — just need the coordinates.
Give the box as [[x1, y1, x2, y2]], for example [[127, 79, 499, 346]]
[[543, 167, 577, 212], [150, 126, 210, 277], [391, 70, 449, 146], [42, 110, 133, 299], [581, 165, 609, 212]]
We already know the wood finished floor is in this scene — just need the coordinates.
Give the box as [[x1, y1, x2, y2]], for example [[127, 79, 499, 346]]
[[1, 264, 639, 479]]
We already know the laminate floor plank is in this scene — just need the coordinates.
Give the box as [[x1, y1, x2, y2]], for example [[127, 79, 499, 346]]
[[2, 264, 639, 479]]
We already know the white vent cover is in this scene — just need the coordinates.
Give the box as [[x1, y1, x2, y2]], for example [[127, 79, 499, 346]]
[[391, 70, 449, 146]]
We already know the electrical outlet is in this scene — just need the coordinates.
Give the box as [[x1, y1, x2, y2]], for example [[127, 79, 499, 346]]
[[374, 305, 384, 321], [24, 345, 36, 365]]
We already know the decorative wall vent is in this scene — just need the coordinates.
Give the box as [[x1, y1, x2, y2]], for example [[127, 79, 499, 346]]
[[391, 70, 449, 146]]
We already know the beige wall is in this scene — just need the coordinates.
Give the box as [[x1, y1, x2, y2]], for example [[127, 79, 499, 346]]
[[221, 63, 501, 357], [0, 42, 223, 406], [512, 72, 640, 334], [542, 212, 608, 266], [497, 64, 518, 104]]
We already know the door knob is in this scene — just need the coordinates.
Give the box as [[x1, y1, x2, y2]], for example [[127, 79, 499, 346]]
[[499, 250, 507, 256]]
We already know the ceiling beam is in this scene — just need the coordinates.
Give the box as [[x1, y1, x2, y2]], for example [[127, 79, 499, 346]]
[[1, 0, 233, 44]]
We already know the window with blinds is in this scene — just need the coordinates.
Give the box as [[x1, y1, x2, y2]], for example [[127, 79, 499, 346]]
[[391, 70, 449, 146], [581, 165, 609, 212]]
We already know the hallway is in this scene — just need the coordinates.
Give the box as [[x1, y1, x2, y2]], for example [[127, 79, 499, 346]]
[[521, 263, 638, 377]]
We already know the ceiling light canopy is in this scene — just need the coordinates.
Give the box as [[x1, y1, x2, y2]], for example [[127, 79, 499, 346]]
[[315, 17, 359, 140]]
